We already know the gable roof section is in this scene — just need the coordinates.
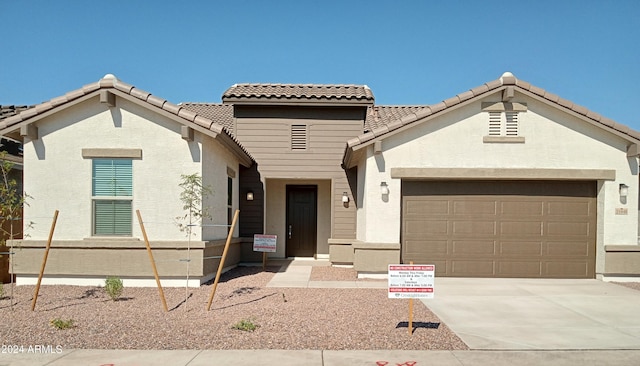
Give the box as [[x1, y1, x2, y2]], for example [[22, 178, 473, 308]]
[[343, 72, 640, 168], [180, 103, 234, 133], [222, 83, 375, 106], [0, 75, 253, 167]]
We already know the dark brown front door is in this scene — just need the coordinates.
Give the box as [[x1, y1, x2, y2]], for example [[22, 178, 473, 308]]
[[286, 185, 317, 257]]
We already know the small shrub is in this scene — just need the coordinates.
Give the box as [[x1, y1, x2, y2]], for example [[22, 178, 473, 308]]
[[232, 318, 259, 332], [50, 318, 74, 330], [104, 276, 124, 301]]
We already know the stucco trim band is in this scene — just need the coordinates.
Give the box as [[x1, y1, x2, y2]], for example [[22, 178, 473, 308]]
[[482, 136, 526, 143], [390, 168, 616, 181], [82, 148, 143, 159]]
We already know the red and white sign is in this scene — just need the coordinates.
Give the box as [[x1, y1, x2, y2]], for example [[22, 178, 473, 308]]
[[253, 234, 277, 253], [388, 264, 435, 299]]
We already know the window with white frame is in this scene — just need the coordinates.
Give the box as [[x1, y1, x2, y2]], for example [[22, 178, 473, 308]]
[[92, 159, 133, 236]]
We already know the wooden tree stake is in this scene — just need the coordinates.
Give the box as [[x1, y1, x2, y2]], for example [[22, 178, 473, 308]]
[[31, 210, 59, 311], [137, 210, 168, 312], [207, 209, 239, 311]]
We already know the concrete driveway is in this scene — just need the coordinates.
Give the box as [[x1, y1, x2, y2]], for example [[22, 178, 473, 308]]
[[422, 278, 640, 350]]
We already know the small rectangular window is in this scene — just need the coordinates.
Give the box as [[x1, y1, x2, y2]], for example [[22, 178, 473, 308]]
[[92, 159, 132, 236]]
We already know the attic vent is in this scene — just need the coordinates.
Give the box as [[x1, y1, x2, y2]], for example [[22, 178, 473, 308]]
[[488, 112, 502, 136], [487, 111, 519, 136], [505, 111, 518, 136], [291, 124, 307, 150]]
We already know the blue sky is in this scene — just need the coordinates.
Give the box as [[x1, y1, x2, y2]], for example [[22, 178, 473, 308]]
[[2, 1, 639, 131]]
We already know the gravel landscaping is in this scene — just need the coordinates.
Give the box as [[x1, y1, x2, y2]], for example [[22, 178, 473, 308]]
[[0, 266, 467, 350]]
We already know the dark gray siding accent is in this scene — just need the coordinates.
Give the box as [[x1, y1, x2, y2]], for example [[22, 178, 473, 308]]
[[239, 164, 264, 237]]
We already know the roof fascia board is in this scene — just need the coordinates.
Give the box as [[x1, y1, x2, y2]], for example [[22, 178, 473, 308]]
[[0, 88, 253, 167], [342, 146, 364, 169], [0, 92, 99, 139], [514, 88, 640, 144], [215, 133, 253, 167], [107, 89, 217, 134]]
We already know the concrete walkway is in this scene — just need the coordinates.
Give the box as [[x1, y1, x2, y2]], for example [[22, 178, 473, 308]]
[[266, 259, 387, 289]]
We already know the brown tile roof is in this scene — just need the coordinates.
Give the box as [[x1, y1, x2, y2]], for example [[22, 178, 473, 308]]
[[0, 105, 33, 121], [365, 105, 429, 132], [222, 84, 374, 105], [346, 72, 640, 152], [180, 103, 234, 133], [0, 74, 253, 166]]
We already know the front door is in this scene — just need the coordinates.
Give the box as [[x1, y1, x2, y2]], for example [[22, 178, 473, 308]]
[[286, 185, 317, 257]]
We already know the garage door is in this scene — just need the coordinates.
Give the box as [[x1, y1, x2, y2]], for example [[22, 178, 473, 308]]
[[402, 181, 596, 278]]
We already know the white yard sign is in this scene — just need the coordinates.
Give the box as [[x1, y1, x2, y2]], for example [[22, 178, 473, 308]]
[[388, 264, 435, 299], [253, 235, 277, 253]]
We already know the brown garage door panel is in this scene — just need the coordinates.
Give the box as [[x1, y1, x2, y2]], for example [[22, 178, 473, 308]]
[[453, 200, 497, 215], [405, 199, 449, 215], [404, 240, 448, 255], [545, 241, 591, 256], [451, 260, 495, 276], [501, 201, 544, 215], [544, 261, 591, 278], [500, 241, 543, 255], [500, 221, 543, 235], [401, 180, 596, 279], [497, 261, 543, 276], [452, 240, 496, 255], [405, 220, 449, 235]]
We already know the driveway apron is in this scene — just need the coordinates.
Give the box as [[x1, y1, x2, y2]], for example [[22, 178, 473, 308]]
[[422, 278, 640, 350]]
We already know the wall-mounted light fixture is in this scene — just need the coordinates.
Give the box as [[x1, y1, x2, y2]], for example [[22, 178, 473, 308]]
[[380, 182, 389, 196], [342, 192, 349, 203], [619, 184, 629, 199], [246, 191, 254, 201]]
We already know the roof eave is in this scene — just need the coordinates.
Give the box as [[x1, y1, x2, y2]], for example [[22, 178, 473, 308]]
[[0, 83, 255, 167], [514, 88, 640, 145]]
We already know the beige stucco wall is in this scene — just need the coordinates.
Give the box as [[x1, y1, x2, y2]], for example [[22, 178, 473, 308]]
[[264, 179, 331, 258], [357, 91, 638, 275], [22, 96, 241, 242]]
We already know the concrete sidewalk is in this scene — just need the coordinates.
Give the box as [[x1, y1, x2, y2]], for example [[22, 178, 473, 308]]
[[2, 349, 640, 366]]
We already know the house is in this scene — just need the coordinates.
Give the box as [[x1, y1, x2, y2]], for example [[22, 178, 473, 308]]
[[0, 72, 638, 286]]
